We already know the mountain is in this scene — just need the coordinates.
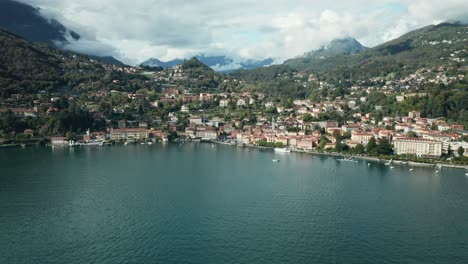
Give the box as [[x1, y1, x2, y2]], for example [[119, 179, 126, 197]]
[[0, 0, 80, 46], [141, 55, 273, 72], [0, 0, 128, 66], [284, 37, 367, 70], [0, 27, 63, 97], [287, 37, 367, 62], [141, 58, 184, 69], [90, 56, 127, 66], [280, 22, 468, 78], [0, 28, 147, 98]]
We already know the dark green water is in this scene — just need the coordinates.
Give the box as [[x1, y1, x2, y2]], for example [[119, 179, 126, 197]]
[[1, 143, 468, 263]]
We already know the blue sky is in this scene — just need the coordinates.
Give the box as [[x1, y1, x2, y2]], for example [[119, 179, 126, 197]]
[[18, 0, 468, 65]]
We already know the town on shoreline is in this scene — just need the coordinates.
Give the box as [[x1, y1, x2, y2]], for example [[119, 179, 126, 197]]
[[1, 56, 467, 168]]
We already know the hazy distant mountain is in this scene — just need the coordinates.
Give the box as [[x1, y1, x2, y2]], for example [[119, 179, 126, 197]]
[[141, 55, 273, 72], [0, 0, 80, 45]]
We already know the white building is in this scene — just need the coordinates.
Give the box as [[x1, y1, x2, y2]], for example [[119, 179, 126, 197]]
[[351, 132, 374, 144], [237, 99, 246, 106], [189, 116, 203, 125], [219, 99, 230, 107], [181, 105, 190, 112], [393, 137, 443, 157], [265, 102, 274, 108]]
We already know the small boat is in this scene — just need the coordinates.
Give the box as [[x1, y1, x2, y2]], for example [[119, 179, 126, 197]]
[[147, 142, 153, 145], [465, 173, 468, 176], [338, 157, 358, 163], [274, 148, 291, 153], [385, 159, 393, 166], [390, 166, 394, 169], [435, 170, 439, 174], [272, 159, 280, 162], [409, 168, 414, 172], [368, 163, 371, 166], [124, 142, 129, 146]]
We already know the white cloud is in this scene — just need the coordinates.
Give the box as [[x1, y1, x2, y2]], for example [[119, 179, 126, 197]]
[[17, 0, 468, 65]]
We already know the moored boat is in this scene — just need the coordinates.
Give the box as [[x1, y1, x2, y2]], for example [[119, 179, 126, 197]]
[[274, 148, 291, 153]]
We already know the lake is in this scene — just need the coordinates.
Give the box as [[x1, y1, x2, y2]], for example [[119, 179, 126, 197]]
[[1, 143, 468, 263]]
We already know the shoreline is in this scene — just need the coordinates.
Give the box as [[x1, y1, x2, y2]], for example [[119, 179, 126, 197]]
[[2, 139, 467, 170], [210, 140, 468, 170]]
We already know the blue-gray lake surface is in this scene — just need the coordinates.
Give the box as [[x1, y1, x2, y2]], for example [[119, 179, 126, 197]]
[[1, 143, 468, 263]]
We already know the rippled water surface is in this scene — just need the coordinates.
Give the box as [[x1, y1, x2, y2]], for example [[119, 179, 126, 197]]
[[1, 143, 468, 263]]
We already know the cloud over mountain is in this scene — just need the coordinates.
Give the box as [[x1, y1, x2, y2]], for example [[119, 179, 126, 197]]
[[16, 0, 468, 65]]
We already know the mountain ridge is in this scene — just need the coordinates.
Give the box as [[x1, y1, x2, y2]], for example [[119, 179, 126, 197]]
[[0, 0, 80, 46], [248, 22, 468, 81], [141, 55, 273, 72], [0, 0, 127, 66]]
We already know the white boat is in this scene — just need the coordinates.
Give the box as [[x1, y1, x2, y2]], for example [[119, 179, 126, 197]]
[[409, 168, 414, 172], [465, 173, 468, 176], [390, 166, 394, 169], [147, 142, 153, 145], [274, 148, 291, 153], [272, 159, 280, 162], [68, 140, 79, 147], [385, 159, 393, 166], [368, 163, 371, 166], [80, 140, 104, 146], [338, 157, 358, 163]]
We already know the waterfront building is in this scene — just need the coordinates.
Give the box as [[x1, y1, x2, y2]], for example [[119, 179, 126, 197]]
[[195, 127, 218, 140], [393, 137, 443, 157], [50, 137, 68, 145], [297, 139, 314, 150], [351, 132, 374, 144], [110, 128, 149, 141]]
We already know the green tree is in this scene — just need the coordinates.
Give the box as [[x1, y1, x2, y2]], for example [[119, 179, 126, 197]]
[[66, 131, 73, 140], [458, 146, 465, 157], [366, 137, 377, 155], [447, 145, 453, 157], [353, 144, 365, 154], [335, 139, 343, 152], [138, 104, 144, 115], [406, 131, 417, 138], [342, 131, 351, 139], [375, 138, 393, 155], [274, 142, 284, 148], [318, 138, 327, 150], [167, 131, 179, 141], [303, 113, 313, 122]]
